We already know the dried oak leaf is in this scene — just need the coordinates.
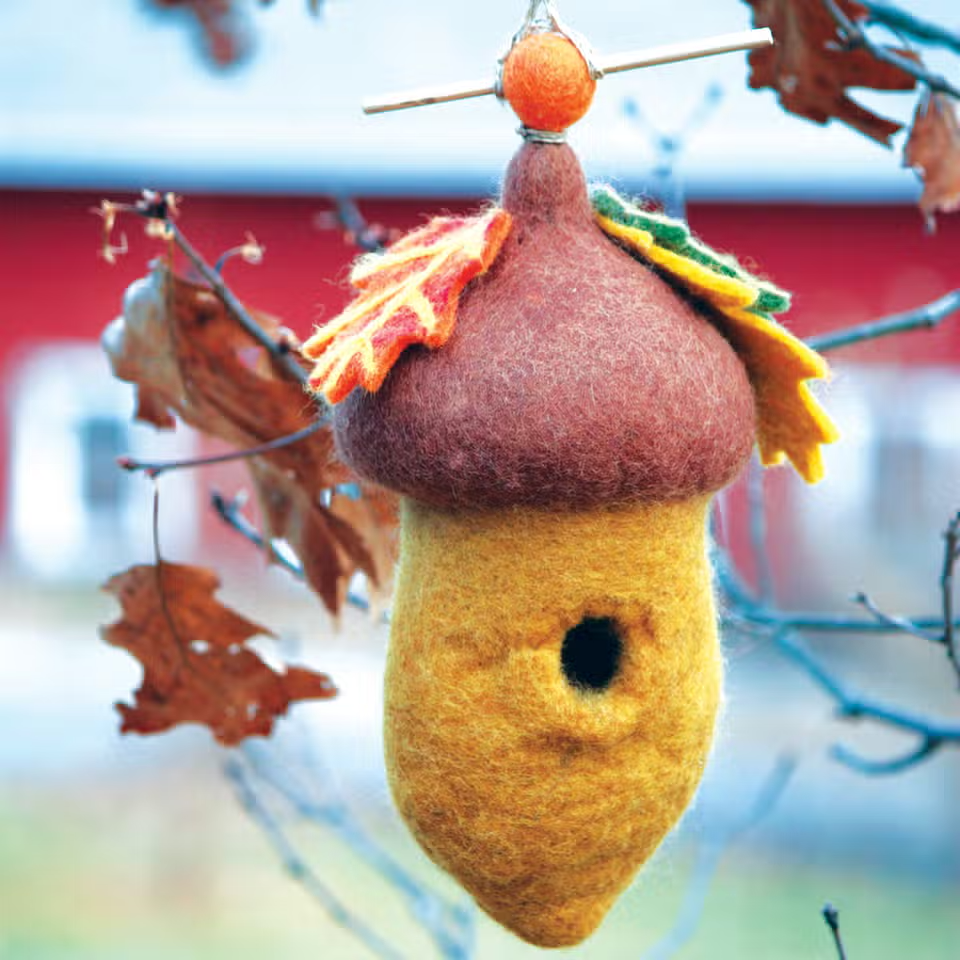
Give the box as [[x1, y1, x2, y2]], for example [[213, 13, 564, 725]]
[[150, 0, 251, 66], [248, 459, 397, 614], [102, 563, 336, 745], [904, 92, 960, 229], [103, 262, 398, 612], [744, 0, 918, 144], [303, 209, 512, 403]]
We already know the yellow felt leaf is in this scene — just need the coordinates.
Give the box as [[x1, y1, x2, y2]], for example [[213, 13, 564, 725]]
[[304, 208, 512, 403], [711, 307, 840, 483], [597, 217, 759, 310], [595, 214, 838, 483]]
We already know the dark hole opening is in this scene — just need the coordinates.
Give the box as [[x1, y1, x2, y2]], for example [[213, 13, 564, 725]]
[[561, 617, 623, 692]]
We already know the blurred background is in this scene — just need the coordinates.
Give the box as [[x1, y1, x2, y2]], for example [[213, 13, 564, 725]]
[[1, 0, 958, 957]]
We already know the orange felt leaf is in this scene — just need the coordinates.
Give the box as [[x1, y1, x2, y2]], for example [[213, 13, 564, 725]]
[[104, 262, 399, 613], [744, 0, 918, 144], [102, 563, 336, 746], [304, 208, 512, 403], [904, 92, 960, 229]]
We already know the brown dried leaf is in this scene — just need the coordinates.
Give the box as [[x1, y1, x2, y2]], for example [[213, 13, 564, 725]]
[[330, 481, 399, 611], [904, 92, 960, 229], [104, 261, 398, 612], [744, 0, 918, 144], [102, 563, 336, 745], [248, 459, 379, 614], [150, 0, 251, 66]]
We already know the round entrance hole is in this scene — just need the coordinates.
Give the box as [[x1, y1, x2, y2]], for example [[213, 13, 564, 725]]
[[561, 616, 623, 692]]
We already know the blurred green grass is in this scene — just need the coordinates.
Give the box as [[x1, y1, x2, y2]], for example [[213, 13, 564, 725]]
[[0, 758, 957, 960]]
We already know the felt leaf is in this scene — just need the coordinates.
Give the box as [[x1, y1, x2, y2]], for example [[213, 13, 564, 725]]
[[593, 186, 839, 483], [709, 308, 841, 483], [103, 261, 398, 612], [303, 209, 512, 403], [102, 563, 336, 745], [743, 0, 918, 144], [904, 92, 960, 229]]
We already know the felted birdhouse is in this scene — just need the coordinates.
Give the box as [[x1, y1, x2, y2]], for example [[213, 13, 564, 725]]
[[304, 4, 838, 948]]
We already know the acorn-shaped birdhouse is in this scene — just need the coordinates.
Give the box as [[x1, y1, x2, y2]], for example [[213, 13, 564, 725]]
[[304, 10, 837, 948]]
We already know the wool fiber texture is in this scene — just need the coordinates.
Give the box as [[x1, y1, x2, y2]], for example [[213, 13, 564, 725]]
[[303, 209, 511, 404], [501, 32, 596, 132], [385, 495, 722, 948], [592, 185, 839, 482], [335, 143, 756, 510]]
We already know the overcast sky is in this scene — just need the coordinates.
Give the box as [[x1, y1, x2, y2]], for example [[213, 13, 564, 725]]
[[1, 0, 955, 199]]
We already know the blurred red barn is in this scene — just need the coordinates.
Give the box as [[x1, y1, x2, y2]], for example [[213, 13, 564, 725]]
[[2, 188, 959, 596]]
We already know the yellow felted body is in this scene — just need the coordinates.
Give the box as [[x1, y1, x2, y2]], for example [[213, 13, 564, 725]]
[[384, 496, 722, 948]]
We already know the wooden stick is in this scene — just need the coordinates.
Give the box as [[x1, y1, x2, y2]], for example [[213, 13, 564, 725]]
[[362, 27, 773, 115]]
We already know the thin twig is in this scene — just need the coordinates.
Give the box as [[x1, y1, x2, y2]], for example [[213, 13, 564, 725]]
[[167, 219, 317, 390], [940, 512, 960, 685], [210, 490, 376, 615], [806, 290, 960, 352], [832, 736, 940, 775], [239, 742, 476, 960], [851, 591, 939, 643], [747, 460, 775, 604], [863, 2, 960, 55], [724, 605, 960, 636], [223, 758, 404, 960], [774, 629, 960, 774], [324, 197, 390, 254], [822, 0, 960, 100], [118, 419, 326, 478], [214, 232, 265, 274], [103, 192, 321, 394], [641, 756, 797, 960], [823, 904, 848, 960]]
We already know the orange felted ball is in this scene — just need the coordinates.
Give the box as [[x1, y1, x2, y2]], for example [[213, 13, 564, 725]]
[[502, 32, 596, 132]]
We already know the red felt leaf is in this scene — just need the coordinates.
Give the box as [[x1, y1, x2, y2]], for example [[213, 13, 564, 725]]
[[303, 209, 512, 403], [102, 563, 336, 745]]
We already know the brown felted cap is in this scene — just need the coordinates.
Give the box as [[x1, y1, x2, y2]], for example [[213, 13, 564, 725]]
[[334, 142, 756, 509]]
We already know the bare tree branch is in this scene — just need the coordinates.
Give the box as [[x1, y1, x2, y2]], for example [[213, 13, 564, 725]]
[[99, 191, 322, 394], [641, 756, 797, 960], [851, 591, 940, 643], [940, 512, 960, 685], [806, 290, 960, 353], [119, 419, 326, 478], [863, 2, 960, 55], [823, 0, 960, 101], [773, 628, 960, 774], [223, 757, 405, 960], [822, 903, 849, 960], [316, 197, 391, 254], [233, 742, 476, 960], [210, 490, 377, 615]]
